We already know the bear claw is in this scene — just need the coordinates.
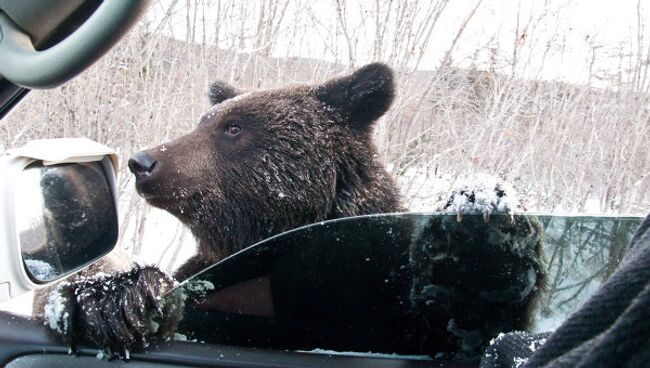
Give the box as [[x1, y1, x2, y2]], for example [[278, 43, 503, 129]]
[[43, 266, 181, 355], [439, 175, 520, 223]]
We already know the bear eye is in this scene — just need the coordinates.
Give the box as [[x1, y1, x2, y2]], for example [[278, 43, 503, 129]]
[[225, 123, 241, 136]]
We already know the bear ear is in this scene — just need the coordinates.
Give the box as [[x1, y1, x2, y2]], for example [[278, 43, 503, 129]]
[[313, 62, 395, 132], [208, 80, 242, 105]]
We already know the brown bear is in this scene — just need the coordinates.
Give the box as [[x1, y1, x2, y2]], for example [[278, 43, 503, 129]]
[[40, 63, 545, 359], [128, 62, 403, 280]]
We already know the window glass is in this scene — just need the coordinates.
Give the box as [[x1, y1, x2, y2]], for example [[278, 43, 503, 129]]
[[166, 213, 641, 353]]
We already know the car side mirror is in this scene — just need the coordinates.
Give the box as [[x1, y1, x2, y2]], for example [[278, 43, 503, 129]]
[[0, 138, 119, 302]]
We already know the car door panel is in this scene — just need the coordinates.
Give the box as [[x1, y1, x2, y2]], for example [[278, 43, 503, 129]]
[[0, 311, 470, 368], [0, 214, 642, 368]]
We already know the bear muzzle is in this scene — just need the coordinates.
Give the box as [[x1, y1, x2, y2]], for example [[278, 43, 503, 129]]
[[128, 151, 160, 194]]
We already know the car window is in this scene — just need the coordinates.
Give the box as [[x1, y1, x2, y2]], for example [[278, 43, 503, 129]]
[[0, 1, 647, 361], [166, 213, 641, 353]]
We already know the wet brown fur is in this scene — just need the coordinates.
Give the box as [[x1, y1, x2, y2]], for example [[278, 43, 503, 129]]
[[135, 63, 403, 279]]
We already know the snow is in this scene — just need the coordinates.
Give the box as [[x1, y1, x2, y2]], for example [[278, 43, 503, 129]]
[[24, 259, 56, 281], [396, 167, 452, 212], [179, 279, 215, 301], [514, 356, 528, 367], [489, 333, 507, 346], [397, 170, 522, 218], [297, 348, 433, 360], [530, 338, 546, 352], [173, 333, 188, 341], [437, 174, 519, 219], [488, 331, 547, 366], [168, 332, 199, 343], [120, 204, 196, 272], [43, 282, 70, 334], [96, 350, 105, 360]]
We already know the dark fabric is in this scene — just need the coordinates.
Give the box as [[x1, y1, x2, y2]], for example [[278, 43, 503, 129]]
[[480, 213, 650, 368]]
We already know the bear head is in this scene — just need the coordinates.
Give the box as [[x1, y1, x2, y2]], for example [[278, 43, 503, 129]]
[[128, 63, 402, 260]]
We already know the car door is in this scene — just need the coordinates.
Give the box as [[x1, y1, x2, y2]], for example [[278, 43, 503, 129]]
[[166, 213, 643, 357], [4, 212, 636, 368]]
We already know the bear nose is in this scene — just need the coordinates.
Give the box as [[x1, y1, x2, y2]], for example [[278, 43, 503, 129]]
[[128, 151, 158, 180]]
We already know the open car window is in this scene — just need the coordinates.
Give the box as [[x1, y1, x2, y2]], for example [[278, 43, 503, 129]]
[[163, 213, 642, 356]]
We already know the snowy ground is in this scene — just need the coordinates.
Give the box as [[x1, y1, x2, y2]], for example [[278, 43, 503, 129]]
[[120, 205, 196, 273]]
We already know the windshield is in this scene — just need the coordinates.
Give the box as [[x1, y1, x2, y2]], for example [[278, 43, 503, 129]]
[[165, 213, 641, 354]]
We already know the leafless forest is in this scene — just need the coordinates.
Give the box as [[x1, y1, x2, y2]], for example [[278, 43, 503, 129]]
[[1, 0, 649, 275]]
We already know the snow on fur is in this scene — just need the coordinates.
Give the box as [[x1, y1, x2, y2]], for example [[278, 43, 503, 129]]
[[43, 282, 70, 334], [437, 174, 521, 219]]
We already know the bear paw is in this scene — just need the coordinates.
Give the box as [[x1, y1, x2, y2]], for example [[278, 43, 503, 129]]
[[43, 265, 181, 359], [438, 175, 521, 222]]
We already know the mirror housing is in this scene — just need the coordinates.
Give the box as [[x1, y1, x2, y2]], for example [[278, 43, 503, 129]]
[[0, 138, 119, 302]]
